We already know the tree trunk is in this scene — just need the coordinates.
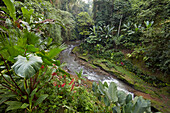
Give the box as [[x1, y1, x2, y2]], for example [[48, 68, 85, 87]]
[[117, 15, 123, 37]]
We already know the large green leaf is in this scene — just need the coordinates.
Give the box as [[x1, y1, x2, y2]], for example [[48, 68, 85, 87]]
[[21, 7, 34, 23], [0, 97, 9, 105], [48, 48, 62, 59], [5, 101, 29, 111], [26, 44, 39, 53], [126, 94, 132, 104], [34, 94, 48, 107], [5, 101, 22, 111], [112, 106, 121, 113], [12, 54, 43, 79], [23, 31, 40, 45], [108, 82, 118, 103], [98, 81, 105, 95], [104, 96, 110, 106], [123, 102, 133, 113], [2, 0, 16, 21], [20, 103, 29, 109], [133, 96, 151, 113], [47, 44, 66, 59], [117, 90, 127, 105], [30, 88, 38, 102]]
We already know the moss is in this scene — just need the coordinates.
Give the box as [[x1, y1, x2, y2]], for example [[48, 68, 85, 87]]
[[82, 50, 88, 56], [78, 55, 89, 62], [93, 60, 135, 86], [151, 100, 170, 113], [89, 64, 97, 69], [130, 59, 170, 83], [93, 60, 110, 72], [72, 46, 79, 54], [134, 85, 148, 93], [96, 59, 103, 63], [93, 57, 162, 97]]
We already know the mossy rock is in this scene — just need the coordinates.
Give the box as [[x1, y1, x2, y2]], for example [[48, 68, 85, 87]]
[[72, 46, 79, 54], [82, 50, 88, 56], [93, 60, 110, 71], [151, 100, 170, 113], [93, 60, 132, 84], [88, 64, 97, 69], [78, 55, 89, 62]]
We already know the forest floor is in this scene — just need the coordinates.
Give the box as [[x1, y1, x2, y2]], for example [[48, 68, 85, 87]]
[[72, 46, 170, 113]]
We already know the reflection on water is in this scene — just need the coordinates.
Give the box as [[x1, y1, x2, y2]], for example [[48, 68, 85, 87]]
[[59, 44, 134, 96]]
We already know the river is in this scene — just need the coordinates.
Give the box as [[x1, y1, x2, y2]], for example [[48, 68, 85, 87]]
[[59, 43, 134, 96]]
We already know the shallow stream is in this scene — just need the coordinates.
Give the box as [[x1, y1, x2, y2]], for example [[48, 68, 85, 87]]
[[59, 43, 134, 96]]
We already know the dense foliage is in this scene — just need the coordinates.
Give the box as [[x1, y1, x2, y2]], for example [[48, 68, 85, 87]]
[[84, 0, 170, 76], [0, 0, 169, 112], [76, 12, 94, 39]]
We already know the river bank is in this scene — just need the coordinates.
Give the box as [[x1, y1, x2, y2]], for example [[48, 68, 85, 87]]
[[71, 45, 170, 113]]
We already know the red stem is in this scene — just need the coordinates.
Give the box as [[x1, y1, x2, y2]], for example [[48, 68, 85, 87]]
[[0, 83, 18, 95], [0, 71, 16, 88], [34, 67, 47, 89], [0, 83, 26, 100], [24, 49, 27, 57], [37, 76, 53, 92], [33, 73, 38, 87], [0, 54, 25, 95], [25, 79, 28, 89], [30, 77, 33, 92]]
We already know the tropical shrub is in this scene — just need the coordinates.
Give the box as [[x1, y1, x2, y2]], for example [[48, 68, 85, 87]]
[[144, 21, 170, 75], [110, 51, 124, 62], [32, 70, 102, 112], [0, 49, 65, 112], [0, 0, 66, 112], [92, 81, 152, 113]]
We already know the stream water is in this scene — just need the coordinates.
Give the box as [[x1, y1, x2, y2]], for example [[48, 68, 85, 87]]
[[59, 43, 134, 96]]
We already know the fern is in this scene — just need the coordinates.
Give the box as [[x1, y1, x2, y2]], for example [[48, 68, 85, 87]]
[[2, 0, 16, 21]]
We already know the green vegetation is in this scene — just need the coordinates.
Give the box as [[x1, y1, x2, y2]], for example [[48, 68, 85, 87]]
[[76, 12, 94, 39], [80, 0, 169, 85], [92, 82, 152, 113], [0, 0, 169, 112]]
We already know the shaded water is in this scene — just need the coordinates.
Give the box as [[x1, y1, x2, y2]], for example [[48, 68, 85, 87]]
[[59, 43, 134, 96]]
